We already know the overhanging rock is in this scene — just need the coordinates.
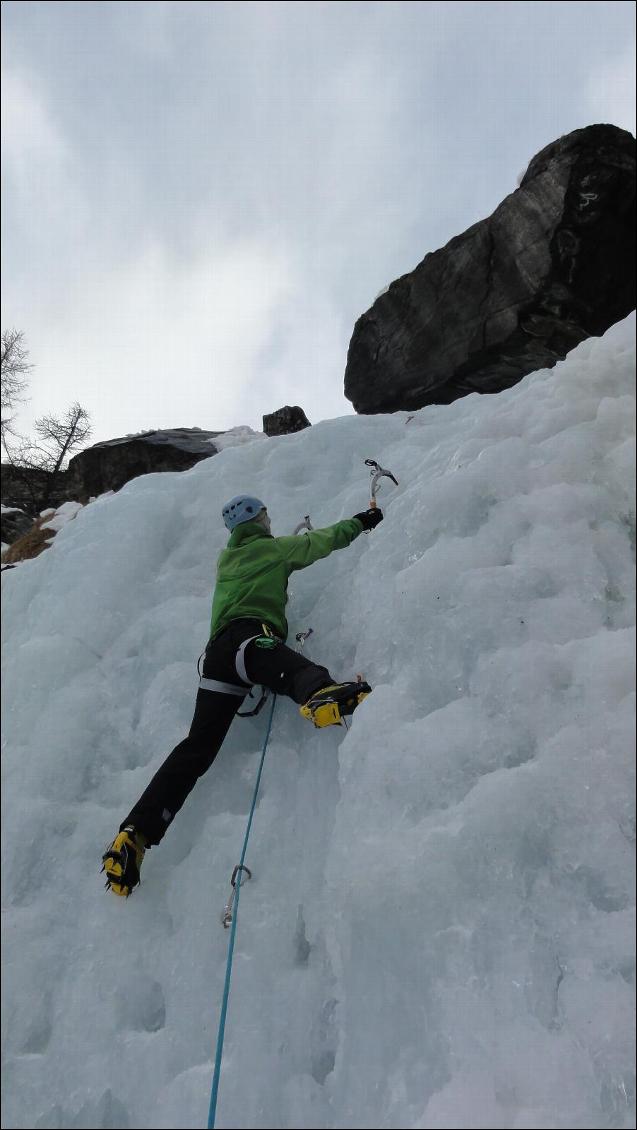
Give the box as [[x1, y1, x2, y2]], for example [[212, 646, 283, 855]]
[[344, 124, 636, 413]]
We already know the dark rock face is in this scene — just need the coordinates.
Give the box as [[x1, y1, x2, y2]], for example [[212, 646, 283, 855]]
[[1, 506, 34, 546], [0, 465, 70, 516], [66, 428, 222, 499], [263, 406, 311, 436], [1, 428, 224, 512], [345, 124, 636, 414]]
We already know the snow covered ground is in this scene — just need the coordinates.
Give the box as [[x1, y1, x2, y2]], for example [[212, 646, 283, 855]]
[[38, 501, 85, 534], [1, 315, 635, 1130]]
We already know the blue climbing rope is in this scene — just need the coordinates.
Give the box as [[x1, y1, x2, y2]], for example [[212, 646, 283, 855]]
[[207, 693, 277, 1130]]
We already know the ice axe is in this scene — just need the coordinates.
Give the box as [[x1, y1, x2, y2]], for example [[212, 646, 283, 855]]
[[364, 459, 399, 509]]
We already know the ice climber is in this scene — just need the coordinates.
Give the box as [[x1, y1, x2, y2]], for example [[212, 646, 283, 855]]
[[103, 494, 383, 896]]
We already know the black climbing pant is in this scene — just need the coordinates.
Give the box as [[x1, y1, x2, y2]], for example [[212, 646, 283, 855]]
[[121, 619, 333, 845]]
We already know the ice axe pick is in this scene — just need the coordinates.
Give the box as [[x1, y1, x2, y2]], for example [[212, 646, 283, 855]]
[[364, 459, 399, 509]]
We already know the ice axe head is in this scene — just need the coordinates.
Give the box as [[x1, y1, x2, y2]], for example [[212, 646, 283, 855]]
[[364, 459, 399, 509]]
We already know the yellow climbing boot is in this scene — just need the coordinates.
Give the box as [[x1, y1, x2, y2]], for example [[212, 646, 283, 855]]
[[300, 680, 372, 728], [102, 826, 147, 897]]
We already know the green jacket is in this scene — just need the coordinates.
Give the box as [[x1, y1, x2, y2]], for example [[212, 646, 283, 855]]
[[209, 517, 363, 641]]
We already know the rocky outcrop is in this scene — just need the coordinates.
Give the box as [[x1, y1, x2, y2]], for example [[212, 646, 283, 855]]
[[1, 429, 223, 513], [65, 428, 223, 500], [0, 465, 70, 517], [345, 124, 636, 414], [263, 406, 311, 436], [1, 506, 34, 546]]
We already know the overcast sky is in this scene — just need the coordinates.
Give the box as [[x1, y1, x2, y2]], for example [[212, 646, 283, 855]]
[[2, 1, 635, 445]]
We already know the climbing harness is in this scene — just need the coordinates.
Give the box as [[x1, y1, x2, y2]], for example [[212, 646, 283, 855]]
[[236, 687, 270, 718], [234, 625, 282, 717], [365, 458, 399, 509], [207, 693, 277, 1130], [197, 626, 281, 719]]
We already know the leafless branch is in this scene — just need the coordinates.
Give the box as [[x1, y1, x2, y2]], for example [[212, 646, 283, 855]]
[[1, 329, 32, 442]]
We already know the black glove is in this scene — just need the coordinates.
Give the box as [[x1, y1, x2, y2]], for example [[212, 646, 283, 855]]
[[353, 508, 384, 530]]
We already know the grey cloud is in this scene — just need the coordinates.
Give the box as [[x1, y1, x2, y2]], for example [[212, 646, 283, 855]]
[[1, 1, 635, 442]]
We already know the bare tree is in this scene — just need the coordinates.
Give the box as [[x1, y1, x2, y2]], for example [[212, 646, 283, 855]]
[[33, 402, 92, 476], [6, 402, 92, 511], [1, 329, 32, 444], [2, 330, 92, 513]]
